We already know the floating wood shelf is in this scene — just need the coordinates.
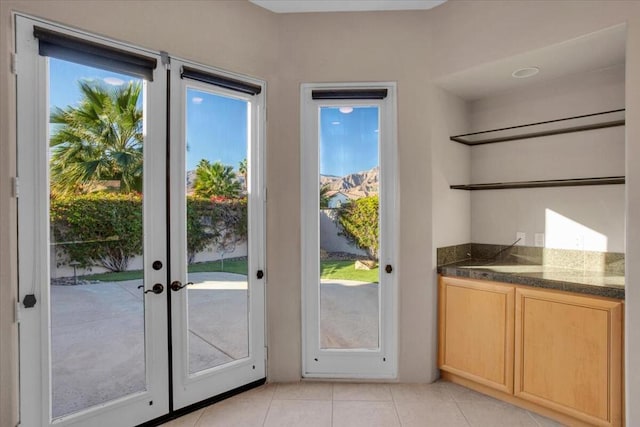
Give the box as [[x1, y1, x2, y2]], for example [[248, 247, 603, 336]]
[[450, 109, 625, 146], [450, 176, 625, 191]]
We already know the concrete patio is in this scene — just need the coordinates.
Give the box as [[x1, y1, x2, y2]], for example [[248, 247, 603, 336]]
[[50, 272, 377, 418]]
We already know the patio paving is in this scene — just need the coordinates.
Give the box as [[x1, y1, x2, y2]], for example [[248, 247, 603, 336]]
[[50, 273, 377, 418]]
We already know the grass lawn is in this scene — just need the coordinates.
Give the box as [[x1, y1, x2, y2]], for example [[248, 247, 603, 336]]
[[81, 258, 378, 283]]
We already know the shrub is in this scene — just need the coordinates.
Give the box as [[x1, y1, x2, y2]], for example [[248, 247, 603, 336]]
[[186, 196, 248, 264], [51, 193, 249, 271], [50, 192, 143, 272], [337, 195, 379, 260]]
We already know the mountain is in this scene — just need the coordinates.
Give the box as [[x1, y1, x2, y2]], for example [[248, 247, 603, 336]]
[[320, 166, 379, 198]]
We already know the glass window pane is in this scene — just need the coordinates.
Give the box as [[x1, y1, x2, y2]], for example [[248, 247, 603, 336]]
[[185, 88, 250, 373], [318, 105, 380, 350]]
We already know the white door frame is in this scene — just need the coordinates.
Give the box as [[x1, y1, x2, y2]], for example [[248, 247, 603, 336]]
[[300, 82, 398, 378], [15, 14, 169, 427], [168, 58, 266, 409], [16, 14, 268, 426]]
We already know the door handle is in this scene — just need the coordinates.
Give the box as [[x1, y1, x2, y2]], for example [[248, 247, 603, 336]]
[[385, 264, 393, 274], [170, 281, 193, 292], [137, 283, 164, 294]]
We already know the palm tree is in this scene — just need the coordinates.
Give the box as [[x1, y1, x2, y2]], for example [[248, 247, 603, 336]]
[[193, 159, 242, 198], [238, 158, 248, 191], [49, 80, 143, 194]]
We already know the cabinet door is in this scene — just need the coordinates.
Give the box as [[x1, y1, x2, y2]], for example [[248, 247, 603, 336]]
[[438, 277, 515, 393], [514, 288, 622, 427]]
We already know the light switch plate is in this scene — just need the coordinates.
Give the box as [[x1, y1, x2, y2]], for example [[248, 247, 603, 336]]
[[534, 233, 545, 247]]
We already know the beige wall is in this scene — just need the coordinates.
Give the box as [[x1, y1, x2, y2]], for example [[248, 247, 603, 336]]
[[431, 86, 470, 249], [272, 10, 436, 382], [469, 65, 626, 251], [625, 10, 640, 425], [2, 1, 640, 426]]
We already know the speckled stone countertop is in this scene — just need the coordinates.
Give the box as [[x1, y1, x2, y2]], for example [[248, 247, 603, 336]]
[[438, 259, 625, 300]]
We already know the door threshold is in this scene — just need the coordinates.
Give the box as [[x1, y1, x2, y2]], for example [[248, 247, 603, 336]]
[[138, 378, 266, 427]]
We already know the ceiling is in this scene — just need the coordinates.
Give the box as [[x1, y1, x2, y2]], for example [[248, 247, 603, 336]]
[[436, 24, 627, 101], [250, 0, 447, 14]]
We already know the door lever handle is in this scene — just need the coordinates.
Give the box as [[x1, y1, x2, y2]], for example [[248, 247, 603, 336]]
[[170, 281, 193, 292], [137, 283, 164, 294]]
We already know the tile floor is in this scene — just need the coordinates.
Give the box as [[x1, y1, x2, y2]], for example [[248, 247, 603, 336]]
[[160, 381, 565, 427]]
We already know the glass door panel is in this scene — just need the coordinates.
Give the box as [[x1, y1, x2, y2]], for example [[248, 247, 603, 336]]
[[48, 59, 147, 418], [170, 61, 265, 410], [184, 88, 250, 374], [318, 106, 381, 350]]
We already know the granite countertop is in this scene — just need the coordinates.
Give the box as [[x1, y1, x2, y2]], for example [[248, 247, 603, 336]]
[[438, 259, 625, 300]]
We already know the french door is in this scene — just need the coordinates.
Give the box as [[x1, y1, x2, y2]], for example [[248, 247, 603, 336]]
[[300, 83, 398, 378], [16, 15, 265, 427], [168, 59, 266, 409]]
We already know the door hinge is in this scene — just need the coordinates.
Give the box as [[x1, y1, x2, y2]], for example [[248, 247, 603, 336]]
[[10, 52, 17, 75], [11, 177, 19, 198], [264, 346, 268, 361], [160, 51, 170, 69], [14, 301, 21, 324]]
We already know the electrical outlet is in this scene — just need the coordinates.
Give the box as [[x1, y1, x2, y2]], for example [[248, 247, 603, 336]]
[[516, 232, 526, 246], [534, 233, 545, 247]]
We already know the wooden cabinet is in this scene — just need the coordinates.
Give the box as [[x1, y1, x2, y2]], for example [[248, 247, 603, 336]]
[[514, 287, 623, 427], [438, 276, 624, 427], [438, 276, 514, 393]]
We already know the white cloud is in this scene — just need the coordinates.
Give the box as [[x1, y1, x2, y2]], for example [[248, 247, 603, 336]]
[[103, 77, 125, 86], [192, 97, 204, 105]]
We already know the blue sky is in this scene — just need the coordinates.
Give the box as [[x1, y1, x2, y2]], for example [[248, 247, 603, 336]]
[[49, 59, 380, 177], [320, 106, 379, 177]]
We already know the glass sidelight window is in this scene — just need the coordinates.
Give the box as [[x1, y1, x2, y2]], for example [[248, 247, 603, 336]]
[[301, 84, 398, 378]]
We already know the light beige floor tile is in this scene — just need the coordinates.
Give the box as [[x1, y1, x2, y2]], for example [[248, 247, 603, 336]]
[[389, 383, 455, 402], [229, 383, 276, 402], [263, 399, 332, 427], [440, 381, 501, 403], [195, 399, 269, 427], [332, 400, 400, 427], [273, 381, 333, 400], [395, 400, 470, 427], [333, 383, 392, 401], [528, 411, 567, 426], [457, 400, 539, 427], [161, 408, 204, 427]]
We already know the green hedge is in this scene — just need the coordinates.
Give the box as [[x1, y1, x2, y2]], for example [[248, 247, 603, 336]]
[[337, 195, 379, 260], [51, 193, 247, 272]]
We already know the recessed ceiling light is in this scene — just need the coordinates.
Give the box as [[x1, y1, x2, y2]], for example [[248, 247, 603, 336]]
[[512, 67, 540, 79], [339, 107, 353, 114]]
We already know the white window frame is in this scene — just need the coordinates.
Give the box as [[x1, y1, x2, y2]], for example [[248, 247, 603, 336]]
[[300, 82, 398, 378]]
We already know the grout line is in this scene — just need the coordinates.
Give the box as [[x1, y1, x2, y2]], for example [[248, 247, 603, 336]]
[[526, 410, 544, 427], [262, 383, 276, 426], [191, 406, 206, 427], [330, 382, 334, 426], [391, 393, 403, 426], [454, 401, 472, 427]]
